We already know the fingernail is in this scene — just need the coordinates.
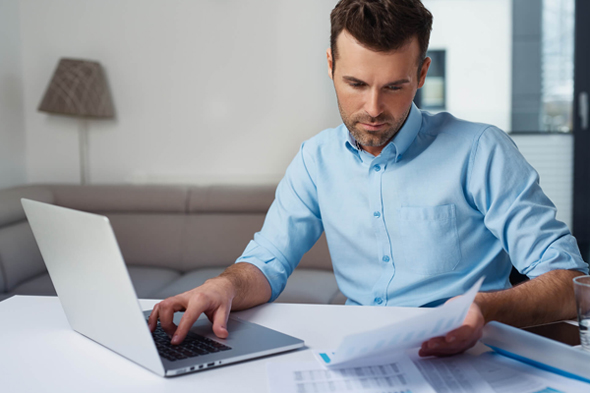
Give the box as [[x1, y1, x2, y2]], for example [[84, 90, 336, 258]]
[[171, 335, 179, 344], [447, 336, 456, 342], [430, 342, 439, 349]]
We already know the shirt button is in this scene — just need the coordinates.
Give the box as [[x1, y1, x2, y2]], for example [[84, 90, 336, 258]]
[[374, 165, 381, 172], [375, 297, 383, 305], [382, 256, 390, 262], [373, 211, 381, 218]]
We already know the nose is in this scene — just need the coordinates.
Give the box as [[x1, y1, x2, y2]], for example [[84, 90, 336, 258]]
[[364, 88, 384, 119]]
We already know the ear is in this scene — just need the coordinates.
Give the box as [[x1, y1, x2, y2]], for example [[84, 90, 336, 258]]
[[327, 48, 334, 80], [417, 57, 432, 89]]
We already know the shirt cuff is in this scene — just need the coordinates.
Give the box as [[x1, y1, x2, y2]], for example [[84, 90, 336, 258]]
[[235, 240, 290, 302]]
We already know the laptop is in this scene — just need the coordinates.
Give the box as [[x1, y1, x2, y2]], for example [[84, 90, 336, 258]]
[[21, 198, 304, 377]]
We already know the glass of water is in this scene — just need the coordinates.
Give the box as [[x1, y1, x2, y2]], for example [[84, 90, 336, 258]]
[[574, 275, 590, 351]]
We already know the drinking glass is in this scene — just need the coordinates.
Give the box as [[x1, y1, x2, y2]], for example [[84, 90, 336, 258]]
[[573, 275, 590, 351]]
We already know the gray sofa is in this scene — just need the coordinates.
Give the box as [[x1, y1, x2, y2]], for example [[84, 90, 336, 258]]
[[0, 184, 345, 304]]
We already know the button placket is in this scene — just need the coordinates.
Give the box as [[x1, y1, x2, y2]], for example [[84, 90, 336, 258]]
[[368, 158, 393, 306]]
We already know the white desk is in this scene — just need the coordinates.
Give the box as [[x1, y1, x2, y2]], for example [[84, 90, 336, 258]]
[[1, 296, 486, 393]]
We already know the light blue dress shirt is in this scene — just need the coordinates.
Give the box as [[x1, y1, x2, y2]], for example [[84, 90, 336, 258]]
[[236, 103, 588, 307]]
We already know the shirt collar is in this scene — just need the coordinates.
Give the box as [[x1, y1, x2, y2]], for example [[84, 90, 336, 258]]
[[344, 102, 422, 162]]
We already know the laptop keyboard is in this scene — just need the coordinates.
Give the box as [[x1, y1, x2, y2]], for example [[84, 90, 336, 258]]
[[149, 321, 232, 362]]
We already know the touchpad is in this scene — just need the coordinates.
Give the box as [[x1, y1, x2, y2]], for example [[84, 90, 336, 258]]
[[188, 314, 250, 335]]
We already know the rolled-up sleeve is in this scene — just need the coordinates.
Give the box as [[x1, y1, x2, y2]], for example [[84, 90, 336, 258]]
[[468, 126, 588, 278], [236, 142, 324, 301]]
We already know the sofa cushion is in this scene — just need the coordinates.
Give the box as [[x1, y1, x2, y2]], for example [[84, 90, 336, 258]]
[[126, 266, 182, 298], [182, 215, 266, 270], [0, 221, 47, 293], [297, 233, 333, 271], [188, 185, 276, 213], [11, 272, 56, 296], [0, 186, 54, 227], [48, 185, 188, 213], [275, 269, 343, 304], [107, 214, 185, 269], [153, 267, 225, 299], [10, 266, 182, 299]]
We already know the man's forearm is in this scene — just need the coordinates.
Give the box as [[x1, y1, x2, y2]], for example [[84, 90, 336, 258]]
[[475, 269, 584, 327], [218, 262, 272, 311]]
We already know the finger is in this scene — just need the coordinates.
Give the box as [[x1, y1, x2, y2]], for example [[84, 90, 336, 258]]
[[172, 305, 206, 345], [419, 331, 475, 357], [148, 303, 160, 332], [419, 337, 479, 357], [425, 336, 446, 350], [209, 304, 230, 339], [447, 318, 484, 344], [159, 298, 184, 337], [418, 336, 452, 357], [421, 327, 482, 357], [445, 324, 477, 343]]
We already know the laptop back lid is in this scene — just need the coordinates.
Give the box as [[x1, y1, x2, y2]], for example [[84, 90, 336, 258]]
[[21, 198, 165, 376]]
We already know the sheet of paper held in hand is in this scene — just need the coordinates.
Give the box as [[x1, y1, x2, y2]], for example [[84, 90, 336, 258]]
[[316, 277, 484, 368]]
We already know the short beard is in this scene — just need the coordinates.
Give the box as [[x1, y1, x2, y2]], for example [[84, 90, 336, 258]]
[[338, 101, 411, 149]]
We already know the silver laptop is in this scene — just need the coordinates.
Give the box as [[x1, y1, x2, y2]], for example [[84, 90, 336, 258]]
[[21, 198, 304, 377]]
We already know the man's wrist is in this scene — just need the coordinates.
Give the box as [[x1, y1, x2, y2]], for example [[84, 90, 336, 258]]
[[474, 293, 493, 324], [206, 275, 237, 301]]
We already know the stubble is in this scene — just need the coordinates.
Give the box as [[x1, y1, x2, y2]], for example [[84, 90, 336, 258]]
[[338, 100, 411, 149]]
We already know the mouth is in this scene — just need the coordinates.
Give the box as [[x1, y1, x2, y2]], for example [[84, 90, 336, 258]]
[[358, 122, 388, 131]]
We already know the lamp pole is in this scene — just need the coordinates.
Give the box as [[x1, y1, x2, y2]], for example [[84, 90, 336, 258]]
[[79, 118, 89, 184]]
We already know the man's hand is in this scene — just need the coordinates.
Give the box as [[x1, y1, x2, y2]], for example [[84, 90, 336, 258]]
[[418, 301, 485, 357], [148, 276, 235, 345], [418, 269, 583, 357], [147, 262, 272, 345]]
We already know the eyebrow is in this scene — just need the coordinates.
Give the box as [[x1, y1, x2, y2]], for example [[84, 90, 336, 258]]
[[342, 76, 410, 86]]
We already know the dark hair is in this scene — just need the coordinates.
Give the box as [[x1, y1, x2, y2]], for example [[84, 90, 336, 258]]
[[330, 0, 433, 75]]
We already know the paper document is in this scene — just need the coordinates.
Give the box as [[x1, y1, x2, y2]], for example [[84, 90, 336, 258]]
[[317, 277, 484, 367], [267, 352, 436, 393], [410, 351, 590, 393], [410, 352, 494, 393], [472, 352, 590, 393], [267, 350, 590, 393]]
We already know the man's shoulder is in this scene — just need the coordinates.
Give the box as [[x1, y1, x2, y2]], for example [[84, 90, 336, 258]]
[[301, 124, 348, 153], [420, 110, 498, 142]]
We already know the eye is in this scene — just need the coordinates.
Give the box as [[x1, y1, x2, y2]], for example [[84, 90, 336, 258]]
[[386, 85, 402, 91]]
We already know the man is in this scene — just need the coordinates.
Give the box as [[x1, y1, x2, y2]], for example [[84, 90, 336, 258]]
[[149, 0, 588, 357]]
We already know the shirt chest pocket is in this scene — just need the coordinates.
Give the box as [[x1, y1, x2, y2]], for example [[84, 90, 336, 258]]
[[395, 204, 462, 275]]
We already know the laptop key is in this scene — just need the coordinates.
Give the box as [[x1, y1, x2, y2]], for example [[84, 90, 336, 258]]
[[148, 319, 233, 361]]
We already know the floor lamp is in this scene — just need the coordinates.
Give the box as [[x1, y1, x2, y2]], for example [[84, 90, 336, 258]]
[[38, 58, 115, 184]]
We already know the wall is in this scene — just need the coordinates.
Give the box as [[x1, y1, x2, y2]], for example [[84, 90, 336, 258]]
[[0, 0, 26, 189], [424, 0, 512, 130], [20, 0, 341, 185], [512, 134, 573, 230]]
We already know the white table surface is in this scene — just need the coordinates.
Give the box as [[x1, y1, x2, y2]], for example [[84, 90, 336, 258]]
[[0, 295, 486, 393]]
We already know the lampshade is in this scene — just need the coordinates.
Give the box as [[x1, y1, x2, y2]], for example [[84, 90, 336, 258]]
[[38, 58, 114, 118]]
